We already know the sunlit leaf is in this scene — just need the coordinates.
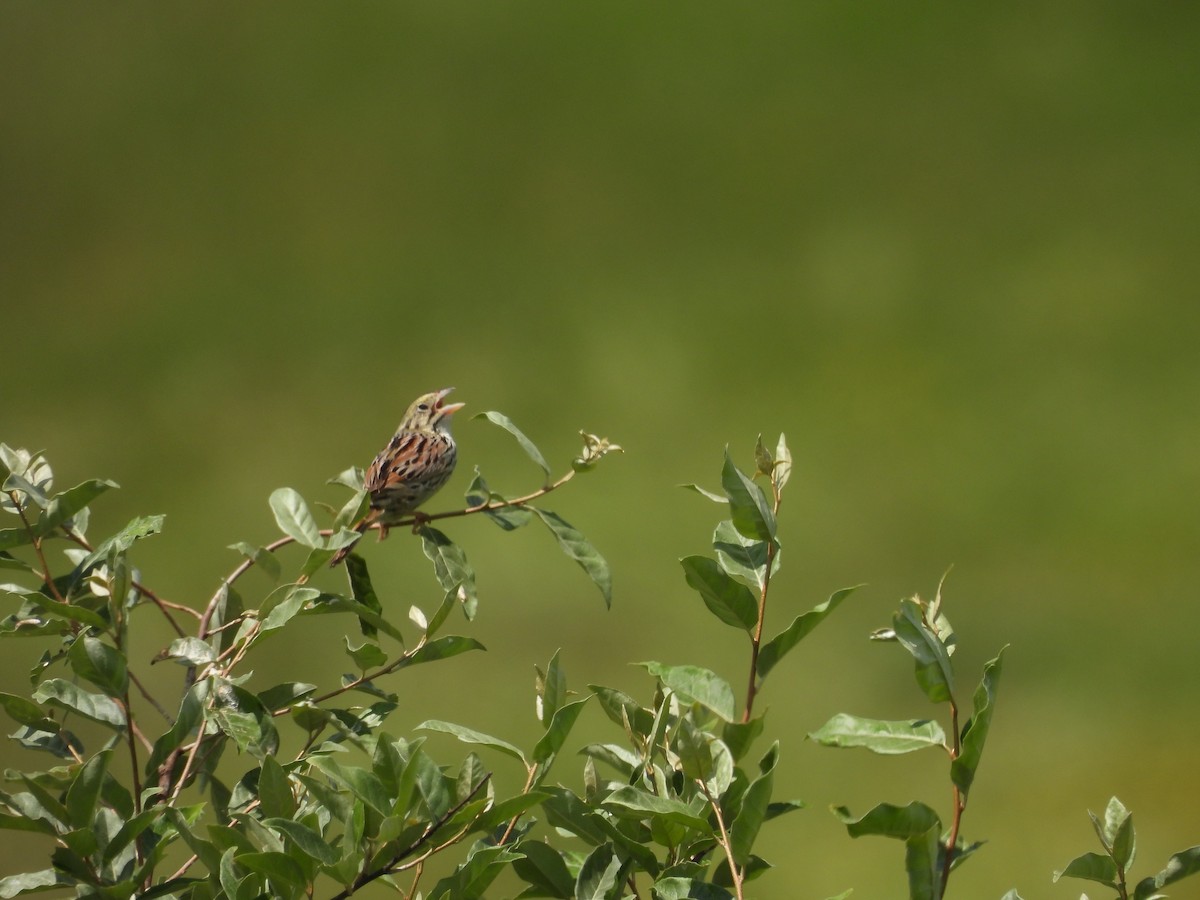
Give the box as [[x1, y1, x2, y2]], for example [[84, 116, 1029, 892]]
[[344, 637, 387, 671], [420, 526, 477, 614], [1053, 851, 1119, 886], [268, 488, 321, 548], [79, 515, 164, 571], [721, 449, 776, 542], [893, 597, 956, 703], [473, 411, 550, 478], [37, 480, 117, 537], [32, 679, 125, 730], [810, 713, 946, 754], [532, 697, 589, 764], [711, 520, 776, 592], [417, 719, 527, 764], [67, 636, 128, 697], [679, 483, 729, 504], [531, 508, 611, 607], [228, 542, 281, 583], [680, 556, 757, 632], [951, 648, 1005, 795], [757, 586, 858, 678], [640, 662, 736, 722]]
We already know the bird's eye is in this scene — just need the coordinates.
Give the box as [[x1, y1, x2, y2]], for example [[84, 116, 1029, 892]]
[[418, 403, 430, 411]]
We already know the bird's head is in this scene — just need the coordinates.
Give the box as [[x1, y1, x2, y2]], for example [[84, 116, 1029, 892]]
[[402, 387, 465, 434]]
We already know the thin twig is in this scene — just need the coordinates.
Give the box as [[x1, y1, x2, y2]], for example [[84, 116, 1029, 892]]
[[699, 778, 743, 900], [62, 528, 192, 635], [940, 695, 964, 895], [498, 764, 539, 845], [129, 669, 174, 723], [10, 492, 65, 603], [302, 635, 428, 711], [326, 774, 492, 900], [200, 469, 577, 637], [742, 482, 782, 723]]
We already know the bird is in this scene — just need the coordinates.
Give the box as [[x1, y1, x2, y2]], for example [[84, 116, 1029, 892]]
[[330, 387, 465, 566]]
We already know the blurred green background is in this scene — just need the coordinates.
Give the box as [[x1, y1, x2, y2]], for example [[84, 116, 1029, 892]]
[[3, 3, 1199, 896]]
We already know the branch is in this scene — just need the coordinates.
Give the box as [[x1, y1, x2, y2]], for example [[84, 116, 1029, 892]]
[[10, 491, 65, 604], [327, 773, 492, 900], [742, 481, 782, 723], [698, 778, 744, 900], [199, 468, 578, 639]]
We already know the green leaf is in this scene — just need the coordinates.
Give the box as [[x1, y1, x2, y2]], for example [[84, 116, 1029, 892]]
[[163, 636, 217, 667], [465, 469, 532, 531], [575, 843, 623, 899], [604, 786, 709, 831], [772, 433, 792, 494], [757, 585, 858, 678], [904, 823, 942, 900], [1053, 851, 1119, 886], [652, 877, 735, 900], [145, 681, 207, 777], [537, 648, 567, 725], [417, 720, 527, 764], [680, 556, 758, 632], [0, 528, 34, 552], [303, 592, 406, 644], [711, 520, 775, 592], [344, 553, 384, 639], [0, 692, 59, 732], [722, 716, 765, 762], [258, 682, 316, 713], [65, 749, 111, 828], [256, 756, 294, 819], [37, 479, 117, 536], [590, 684, 655, 736], [32, 679, 125, 730], [893, 597, 956, 703], [531, 508, 612, 607], [0, 869, 75, 897], [533, 697, 590, 764], [721, 449, 776, 542], [473, 411, 551, 478], [344, 637, 387, 670], [260, 585, 318, 634], [420, 526, 478, 614], [237, 851, 306, 891], [102, 807, 162, 866], [79, 515, 164, 570], [730, 743, 777, 864], [753, 434, 774, 477], [679, 484, 729, 504], [1155, 846, 1200, 886], [952, 648, 1005, 795], [640, 662, 736, 722], [407, 635, 485, 666], [228, 542, 281, 583], [262, 818, 339, 865], [429, 845, 523, 900], [213, 686, 278, 759], [1112, 810, 1137, 874], [809, 714, 947, 754], [67, 636, 128, 697], [512, 839, 575, 897], [833, 801, 942, 840], [268, 488, 321, 548]]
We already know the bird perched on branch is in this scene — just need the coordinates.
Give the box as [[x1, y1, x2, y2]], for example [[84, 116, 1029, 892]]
[[330, 387, 465, 566]]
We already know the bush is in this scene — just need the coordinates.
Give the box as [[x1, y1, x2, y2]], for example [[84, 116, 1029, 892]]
[[0, 424, 1195, 899]]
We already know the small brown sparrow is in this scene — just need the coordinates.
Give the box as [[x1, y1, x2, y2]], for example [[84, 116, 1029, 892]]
[[330, 388, 464, 566]]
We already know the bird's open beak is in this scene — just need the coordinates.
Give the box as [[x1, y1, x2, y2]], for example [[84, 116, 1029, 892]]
[[434, 387, 465, 416]]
